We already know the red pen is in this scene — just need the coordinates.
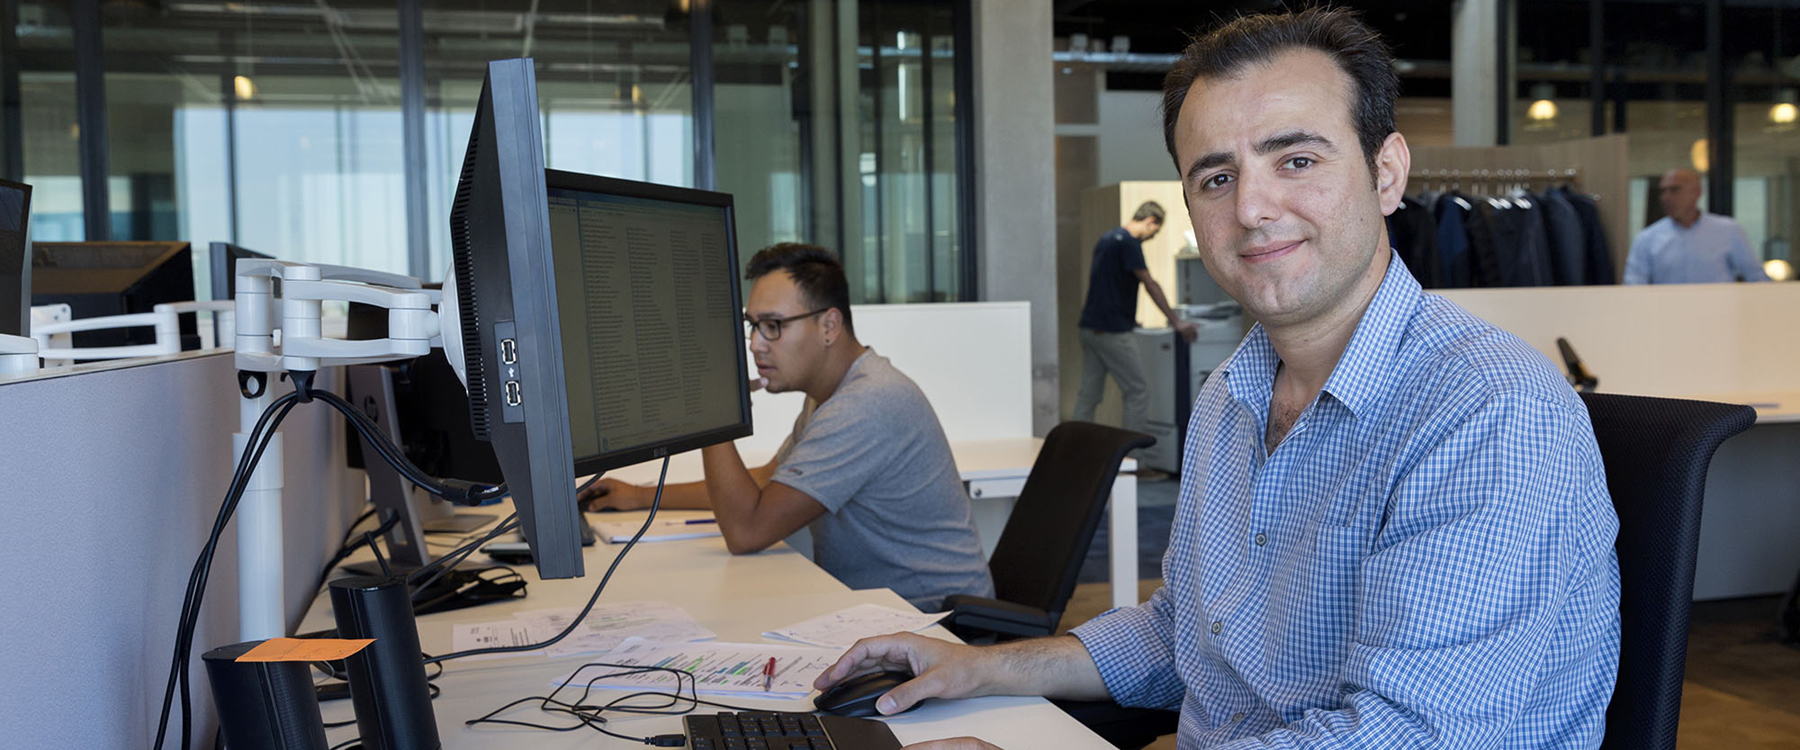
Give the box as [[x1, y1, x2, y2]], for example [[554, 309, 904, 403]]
[[762, 657, 776, 692]]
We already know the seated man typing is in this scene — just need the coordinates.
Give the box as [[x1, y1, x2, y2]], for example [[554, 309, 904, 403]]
[[816, 9, 1621, 749], [582, 243, 994, 612]]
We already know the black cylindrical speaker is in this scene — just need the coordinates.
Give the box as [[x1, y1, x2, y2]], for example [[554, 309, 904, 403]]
[[329, 575, 441, 750], [202, 640, 330, 750]]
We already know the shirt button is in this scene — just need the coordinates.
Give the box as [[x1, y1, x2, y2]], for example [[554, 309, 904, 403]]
[[1211, 620, 1223, 635], [1253, 533, 1267, 546], [1230, 712, 1246, 723]]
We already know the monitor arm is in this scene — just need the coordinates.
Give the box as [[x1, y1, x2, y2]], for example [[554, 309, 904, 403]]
[[228, 259, 459, 640]]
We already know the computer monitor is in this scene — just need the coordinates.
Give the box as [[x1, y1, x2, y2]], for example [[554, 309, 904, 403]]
[[448, 58, 752, 579], [209, 242, 271, 302], [0, 179, 31, 338], [543, 169, 753, 476], [31, 241, 201, 351]]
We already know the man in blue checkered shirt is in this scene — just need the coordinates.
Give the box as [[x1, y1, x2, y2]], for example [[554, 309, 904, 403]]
[[816, 8, 1621, 750]]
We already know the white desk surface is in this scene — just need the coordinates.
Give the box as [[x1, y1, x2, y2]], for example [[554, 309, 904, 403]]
[[1672, 390, 1800, 424], [604, 436, 1145, 611], [297, 507, 1116, 749]]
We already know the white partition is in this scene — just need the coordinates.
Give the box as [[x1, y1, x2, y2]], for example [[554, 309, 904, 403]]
[[0, 353, 360, 748], [1439, 282, 1800, 399], [617, 301, 1034, 482]]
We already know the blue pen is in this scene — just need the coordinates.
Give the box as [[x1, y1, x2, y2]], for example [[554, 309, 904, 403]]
[[684, 518, 718, 525]]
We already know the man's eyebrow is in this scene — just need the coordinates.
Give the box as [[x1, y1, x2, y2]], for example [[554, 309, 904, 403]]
[[1183, 130, 1339, 185], [1255, 130, 1335, 156]]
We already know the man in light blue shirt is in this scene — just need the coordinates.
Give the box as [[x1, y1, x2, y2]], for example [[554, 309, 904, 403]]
[[814, 9, 1621, 750], [1623, 168, 1769, 284]]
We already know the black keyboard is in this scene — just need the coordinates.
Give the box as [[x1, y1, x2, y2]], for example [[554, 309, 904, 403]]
[[683, 711, 901, 750]]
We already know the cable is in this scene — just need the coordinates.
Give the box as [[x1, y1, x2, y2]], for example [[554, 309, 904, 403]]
[[317, 513, 400, 592], [422, 456, 670, 665], [464, 659, 776, 743], [306, 390, 508, 505], [153, 389, 302, 750]]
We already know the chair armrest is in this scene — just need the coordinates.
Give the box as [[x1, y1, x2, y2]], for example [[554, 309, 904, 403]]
[[943, 595, 1058, 640]]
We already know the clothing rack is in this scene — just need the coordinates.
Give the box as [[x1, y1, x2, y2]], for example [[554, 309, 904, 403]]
[[1407, 168, 1583, 195]]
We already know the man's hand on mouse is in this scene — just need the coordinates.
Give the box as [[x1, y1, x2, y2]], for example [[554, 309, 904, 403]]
[[578, 477, 651, 511], [814, 633, 994, 716]]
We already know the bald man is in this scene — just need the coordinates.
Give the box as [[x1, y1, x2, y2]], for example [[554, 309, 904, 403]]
[[1623, 168, 1770, 284]]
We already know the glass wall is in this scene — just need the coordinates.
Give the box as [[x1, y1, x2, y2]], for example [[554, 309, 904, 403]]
[[13, 0, 975, 302]]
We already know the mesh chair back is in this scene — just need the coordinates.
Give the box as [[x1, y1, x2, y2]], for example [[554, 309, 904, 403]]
[[986, 422, 1154, 625], [1579, 392, 1754, 750]]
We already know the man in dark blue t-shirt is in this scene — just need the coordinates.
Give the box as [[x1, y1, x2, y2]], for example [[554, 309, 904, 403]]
[[1074, 201, 1197, 440]]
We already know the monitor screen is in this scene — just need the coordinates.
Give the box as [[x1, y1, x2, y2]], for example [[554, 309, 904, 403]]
[[209, 242, 271, 302], [31, 241, 200, 351], [0, 179, 31, 338], [543, 170, 751, 476]]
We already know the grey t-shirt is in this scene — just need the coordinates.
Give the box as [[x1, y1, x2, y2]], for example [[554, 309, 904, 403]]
[[771, 349, 995, 611]]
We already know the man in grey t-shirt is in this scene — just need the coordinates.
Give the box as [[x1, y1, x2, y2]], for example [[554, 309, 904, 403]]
[[581, 243, 993, 611]]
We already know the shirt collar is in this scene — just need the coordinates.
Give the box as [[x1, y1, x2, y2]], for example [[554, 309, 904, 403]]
[[1220, 250, 1422, 420]]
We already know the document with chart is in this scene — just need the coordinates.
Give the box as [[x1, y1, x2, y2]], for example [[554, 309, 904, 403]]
[[551, 638, 841, 698]]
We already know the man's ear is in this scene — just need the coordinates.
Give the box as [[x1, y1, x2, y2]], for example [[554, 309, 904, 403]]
[[1375, 131, 1411, 217], [821, 307, 842, 344]]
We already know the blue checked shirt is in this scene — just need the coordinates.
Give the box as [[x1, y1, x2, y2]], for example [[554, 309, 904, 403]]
[[1071, 253, 1621, 749]]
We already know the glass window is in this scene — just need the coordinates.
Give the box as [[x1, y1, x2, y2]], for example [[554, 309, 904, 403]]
[[15, 2, 83, 242]]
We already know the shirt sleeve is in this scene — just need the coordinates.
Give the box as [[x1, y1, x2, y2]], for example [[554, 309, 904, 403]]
[[768, 397, 892, 513], [1123, 237, 1148, 274], [1068, 584, 1186, 712], [1622, 233, 1652, 284], [1728, 223, 1770, 282], [1214, 391, 1621, 749]]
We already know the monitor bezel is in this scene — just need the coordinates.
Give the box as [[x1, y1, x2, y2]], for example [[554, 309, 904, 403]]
[[542, 168, 754, 478]]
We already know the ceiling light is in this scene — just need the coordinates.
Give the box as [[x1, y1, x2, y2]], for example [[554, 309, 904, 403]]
[[234, 75, 257, 101], [1765, 258, 1794, 281]]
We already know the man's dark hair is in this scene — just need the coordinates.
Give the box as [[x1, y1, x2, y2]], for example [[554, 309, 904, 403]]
[[1132, 201, 1166, 223], [1161, 7, 1398, 173], [745, 243, 855, 336]]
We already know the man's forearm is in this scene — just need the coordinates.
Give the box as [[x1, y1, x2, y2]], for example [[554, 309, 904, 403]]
[[982, 636, 1112, 702], [701, 443, 763, 529], [1144, 280, 1179, 323]]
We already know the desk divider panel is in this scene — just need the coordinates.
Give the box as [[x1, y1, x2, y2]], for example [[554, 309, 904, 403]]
[[0, 352, 360, 748]]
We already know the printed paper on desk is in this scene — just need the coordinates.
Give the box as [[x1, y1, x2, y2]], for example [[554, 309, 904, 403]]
[[551, 638, 840, 698], [450, 621, 545, 660], [763, 603, 950, 648], [594, 517, 723, 544], [515, 600, 717, 658]]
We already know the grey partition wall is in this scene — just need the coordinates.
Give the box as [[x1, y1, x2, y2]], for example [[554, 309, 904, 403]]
[[0, 352, 360, 748]]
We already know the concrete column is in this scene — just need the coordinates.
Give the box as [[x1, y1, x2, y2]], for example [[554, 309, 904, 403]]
[[1453, 0, 1503, 146], [972, 0, 1058, 435]]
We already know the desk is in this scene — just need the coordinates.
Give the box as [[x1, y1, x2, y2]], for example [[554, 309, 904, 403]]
[[1680, 390, 1800, 424], [608, 439, 1143, 611], [298, 508, 1117, 749]]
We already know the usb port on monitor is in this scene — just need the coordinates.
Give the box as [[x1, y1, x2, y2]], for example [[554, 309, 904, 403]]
[[504, 380, 522, 406]]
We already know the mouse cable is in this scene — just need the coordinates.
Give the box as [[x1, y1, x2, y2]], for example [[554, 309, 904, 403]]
[[464, 660, 774, 745], [421, 455, 670, 665]]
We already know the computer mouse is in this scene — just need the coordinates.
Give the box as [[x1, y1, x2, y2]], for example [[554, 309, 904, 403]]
[[813, 670, 917, 718]]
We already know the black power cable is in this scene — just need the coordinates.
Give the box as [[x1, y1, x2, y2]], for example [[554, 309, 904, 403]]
[[422, 455, 670, 665], [154, 389, 302, 750]]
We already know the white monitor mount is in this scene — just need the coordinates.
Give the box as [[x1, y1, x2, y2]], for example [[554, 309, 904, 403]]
[[229, 259, 462, 640]]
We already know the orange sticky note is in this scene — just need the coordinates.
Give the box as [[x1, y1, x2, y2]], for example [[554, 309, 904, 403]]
[[236, 637, 375, 663]]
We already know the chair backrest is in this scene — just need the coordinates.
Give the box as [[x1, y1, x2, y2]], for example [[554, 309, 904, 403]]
[[986, 421, 1154, 625], [1579, 392, 1754, 750]]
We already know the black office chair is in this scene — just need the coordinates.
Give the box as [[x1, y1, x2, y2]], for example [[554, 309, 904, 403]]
[[943, 421, 1154, 642], [1579, 392, 1754, 750]]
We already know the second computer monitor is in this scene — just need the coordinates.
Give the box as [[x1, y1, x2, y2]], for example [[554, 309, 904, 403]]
[[0, 179, 31, 338], [543, 170, 752, 477]]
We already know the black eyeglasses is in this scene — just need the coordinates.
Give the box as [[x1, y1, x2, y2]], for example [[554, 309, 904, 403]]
[[743, 308, 829, 341]]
